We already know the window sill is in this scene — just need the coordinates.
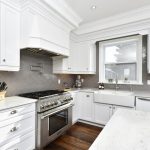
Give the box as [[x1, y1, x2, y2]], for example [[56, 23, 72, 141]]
[[98, 81, 143, 85]]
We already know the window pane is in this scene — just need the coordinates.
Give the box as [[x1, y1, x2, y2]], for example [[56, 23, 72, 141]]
[[104, 40, 137, 64], [105, 63, 137, 81]]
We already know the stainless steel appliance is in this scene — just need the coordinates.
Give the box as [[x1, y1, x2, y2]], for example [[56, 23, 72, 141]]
[[19, 90, 73, 149]]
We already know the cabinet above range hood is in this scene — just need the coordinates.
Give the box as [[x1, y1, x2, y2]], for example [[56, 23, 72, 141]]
[[20, 3, 75, 57]]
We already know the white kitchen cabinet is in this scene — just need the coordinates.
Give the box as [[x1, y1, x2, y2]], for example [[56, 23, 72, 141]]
[[136, 97, 150, 112], [53, 41, 96, 74], [112, 105, 134, 114], [94, 103, 112, 125], [94, 103, 134, 125], [78, 92, 94, 122], [0, 2, 20, 71], [0, 103, 36, 149], [70, 91, 79, 124]]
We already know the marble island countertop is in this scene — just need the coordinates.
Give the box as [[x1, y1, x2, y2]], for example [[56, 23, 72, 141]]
[[89, 109, 150, 150], [0, 96, 37, 111]]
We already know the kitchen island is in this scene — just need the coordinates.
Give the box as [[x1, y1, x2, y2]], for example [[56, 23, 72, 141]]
[[89, 109, 150, 150]]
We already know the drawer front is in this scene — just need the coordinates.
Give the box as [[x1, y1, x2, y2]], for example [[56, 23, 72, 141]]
[[0, 131, 35, 150], [0, 112, 35, 146], [0, 103, 35, 121]]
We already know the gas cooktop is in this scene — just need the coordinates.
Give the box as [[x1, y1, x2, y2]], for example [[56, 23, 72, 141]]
[[19, 90, 66, 99]]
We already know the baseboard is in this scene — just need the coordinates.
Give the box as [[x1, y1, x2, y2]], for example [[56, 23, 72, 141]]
[[77, 119, 105, 128]]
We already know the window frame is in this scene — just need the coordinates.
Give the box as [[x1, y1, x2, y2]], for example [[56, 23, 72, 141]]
[[99, 35, 143, 85]]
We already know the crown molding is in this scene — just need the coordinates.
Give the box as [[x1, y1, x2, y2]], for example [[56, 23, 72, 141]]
[[20, 0, 77, 32], [73, 5, 150, 35], [42, 0, 82, 28], [71, 19, 150, 43], [0, 0, 21, 10]]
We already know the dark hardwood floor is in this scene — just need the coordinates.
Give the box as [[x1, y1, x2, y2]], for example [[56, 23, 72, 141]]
[[44, 122, 102, 150]]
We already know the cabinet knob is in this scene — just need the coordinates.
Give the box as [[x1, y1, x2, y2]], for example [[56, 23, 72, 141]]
[[3, 59, 6, 62], [86, 95, 90, 97], [68, 67, 71, 70], [86, 68, 88, 70], [10, 110, 17, 115], [10, 126, 17, 132]]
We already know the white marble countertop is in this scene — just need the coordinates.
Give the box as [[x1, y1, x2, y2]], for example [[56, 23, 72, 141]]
[[69, 88, 150, 97], [89, 109, 150, 150], [0, 96, 37, 111]]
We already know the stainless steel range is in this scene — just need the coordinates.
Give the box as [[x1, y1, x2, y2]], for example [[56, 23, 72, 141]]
[[19, 90, 73, 150]]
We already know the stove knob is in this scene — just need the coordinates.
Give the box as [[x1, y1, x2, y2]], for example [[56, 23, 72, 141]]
[[57, 100, 61, 105], [40, 105, 44, 109], [52, 102, 55, 105], [54, 102, 58, 105]]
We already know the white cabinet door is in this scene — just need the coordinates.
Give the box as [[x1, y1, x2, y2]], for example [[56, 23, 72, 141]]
[[78, 92, 94, 122], [136, 97, 150, 112], [53, 41, 96, 74], [0, 3, 20, 70], [70, 92, 79, 124], [94, 103, 112, 125], [112, 105, 134, 114]]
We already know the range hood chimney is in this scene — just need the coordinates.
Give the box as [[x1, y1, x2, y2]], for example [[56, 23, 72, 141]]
[[20, 7, 71, 57]]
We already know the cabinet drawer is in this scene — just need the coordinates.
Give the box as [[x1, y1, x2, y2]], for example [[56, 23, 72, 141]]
[[0, 103, 35, 121], [0, 112, 35, 146], [0, 130, 35, 150]]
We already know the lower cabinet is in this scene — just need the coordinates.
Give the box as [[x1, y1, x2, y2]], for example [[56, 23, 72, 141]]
[[0, 103, 36, 149], [78, 92, 94, 122], [71, 91, 135, 126], [94, 103, 134, 125], [94, 103, 112, 125], [70, 91, 79, 124]]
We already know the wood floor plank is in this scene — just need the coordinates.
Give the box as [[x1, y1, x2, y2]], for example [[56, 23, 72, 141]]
[[44, 122, 102, 150]]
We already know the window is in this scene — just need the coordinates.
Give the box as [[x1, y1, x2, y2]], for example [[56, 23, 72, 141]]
[[99, 35, 142, 84]]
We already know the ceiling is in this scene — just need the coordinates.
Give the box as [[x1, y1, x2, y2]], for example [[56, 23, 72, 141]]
[[64, 0, 150, 24]]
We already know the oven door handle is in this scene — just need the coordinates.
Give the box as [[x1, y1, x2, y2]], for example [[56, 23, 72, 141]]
[[41, 104, 73, 119]]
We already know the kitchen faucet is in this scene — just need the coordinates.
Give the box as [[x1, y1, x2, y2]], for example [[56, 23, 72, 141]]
[[106, 68, 119, 91]]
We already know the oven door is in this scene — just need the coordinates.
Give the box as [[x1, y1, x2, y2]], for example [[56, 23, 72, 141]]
[[39, 104, 72, 149]]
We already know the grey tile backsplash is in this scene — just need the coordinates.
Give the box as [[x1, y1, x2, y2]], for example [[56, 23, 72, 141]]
[[1, 35, 150, 97], [0, 51, 75, 96]]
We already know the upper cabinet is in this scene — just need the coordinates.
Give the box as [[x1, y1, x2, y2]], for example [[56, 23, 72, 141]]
[[0, 1, 20, 71], [53, 41, 96, 74]]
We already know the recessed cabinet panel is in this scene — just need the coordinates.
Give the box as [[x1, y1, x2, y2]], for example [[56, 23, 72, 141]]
[[94, 103, 112, 125], [78, 92, 94, 122], [53, 41, 96, 74], [0, 3, 20, 71]]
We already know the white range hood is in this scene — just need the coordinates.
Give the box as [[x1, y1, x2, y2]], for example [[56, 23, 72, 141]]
[[20, 1, 77, 57]]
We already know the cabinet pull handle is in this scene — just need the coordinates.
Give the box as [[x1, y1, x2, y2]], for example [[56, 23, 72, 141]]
[[10, 110, 17, 115], [10, 127, 17, 132], [3, 59, 6, 62], [109, 106, 111, 109], [86, 95, 90, 97]]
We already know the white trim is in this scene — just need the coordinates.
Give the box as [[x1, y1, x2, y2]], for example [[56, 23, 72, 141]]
[[21, 0, 81, 29], [43, 0, 82, 28], [73, 5, 150, 35], [71, 19, 150, 43], [99, 35, 143, 85]]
